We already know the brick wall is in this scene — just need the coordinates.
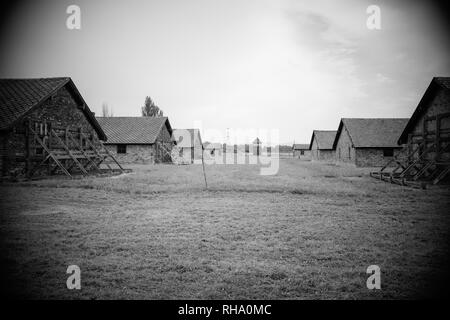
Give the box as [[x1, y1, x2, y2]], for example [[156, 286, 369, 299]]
[[335, 125, 356, 164], [155, 124, 174, 163], [409, 88, 450, 161], [0, 132, 7, 176], [104, 144, 156, 164], [334, 123, 404, 167], [310, 138, 319, 160], [411, 89, 450, 136], [104, 123, 174, 164], [310, 138, 334, 161], [355, 148, 402, 167], [157, 123, 172, 142], [293, 150, 311, 160], [317, 149, 335, 162]]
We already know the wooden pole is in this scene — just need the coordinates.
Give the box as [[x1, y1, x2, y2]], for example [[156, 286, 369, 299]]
[[436, 114, 441, 159], [25, 120, 31, 178], [201, 145, 208, 189]]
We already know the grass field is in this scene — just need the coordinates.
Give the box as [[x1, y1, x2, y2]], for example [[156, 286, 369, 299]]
[[0, 159, 449, 299]]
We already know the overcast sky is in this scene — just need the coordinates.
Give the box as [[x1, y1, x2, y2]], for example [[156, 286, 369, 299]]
[[0, 0, 448, 144]]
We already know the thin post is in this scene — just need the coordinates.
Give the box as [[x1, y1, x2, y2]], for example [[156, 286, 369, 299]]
[[51, 129, 88, 175], [422, 118, 427, 159], [28, 127, 72, 177], [201, 145, 208, 189], [25, 120, 31, 178], [436, 114, 441, 159]]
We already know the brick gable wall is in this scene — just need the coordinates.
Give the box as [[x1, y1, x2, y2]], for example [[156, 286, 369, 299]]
[[1, 86, 101, 177]]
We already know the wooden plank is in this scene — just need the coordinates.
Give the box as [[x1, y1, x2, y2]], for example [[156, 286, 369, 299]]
[[87, 134, 124, 171], [25, 120, 31, 178], [51, 129, 88, 175], [433, 166, 450, 185], [28, 127, 72, 177], [399, 141, 436, 178], [424, 112, 450, 121], [79, 132, 113, 171], [27, 154, 52, 178], [67, 132, 100, 171], [436, 114, 441, 156], [101, 144, 124, 170]]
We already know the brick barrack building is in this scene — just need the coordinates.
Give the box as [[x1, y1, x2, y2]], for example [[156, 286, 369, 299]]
[[309, 130, 336, 162], [96, 117, 174, 164], [0, 77, 123, 179], [333, 118, 408, 167]]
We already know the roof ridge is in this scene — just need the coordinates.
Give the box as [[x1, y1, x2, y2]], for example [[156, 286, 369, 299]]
[[96, 116, 168, 119], [342, 117, 410, 120], [0, 77, 71, 81], [313, 129, 336, 132]]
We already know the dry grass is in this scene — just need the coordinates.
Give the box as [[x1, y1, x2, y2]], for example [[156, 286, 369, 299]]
[[0, 159, 449, 299]]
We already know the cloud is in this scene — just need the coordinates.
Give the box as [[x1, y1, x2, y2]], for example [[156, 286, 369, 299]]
[[375, 73, 395, 84]]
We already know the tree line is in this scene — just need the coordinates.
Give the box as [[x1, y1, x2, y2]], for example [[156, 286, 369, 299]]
[[100, 96, 164, 117]]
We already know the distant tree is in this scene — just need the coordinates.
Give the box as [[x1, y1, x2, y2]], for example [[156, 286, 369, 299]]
[[101, 102, 113, 117], [141, 96, 164, 117]]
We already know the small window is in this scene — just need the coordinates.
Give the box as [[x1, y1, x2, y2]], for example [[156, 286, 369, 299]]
[[300, 150, 305, 155], [179, 148, 183, 157], [117, 144, 127, 154], [383, 148, 394, 157]]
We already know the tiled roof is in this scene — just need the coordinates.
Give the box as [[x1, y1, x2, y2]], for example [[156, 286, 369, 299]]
[[0, 77, 106, 140], [334, 118, 408, 148], [96, 117, 172, 144], [309, 130, 337, 150], [435, 77, 450, 90], [0, 77, 70, 129], [292, 143, 309, 150], [398, 77, 450, 144], [173, 129, 202, 147]]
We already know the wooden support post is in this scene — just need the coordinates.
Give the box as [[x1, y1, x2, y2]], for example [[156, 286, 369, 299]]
[[28, 154, 52, 178], [407, 133, 413, 165], [65, 126, 69, 146], [201, 144, 208, 189], [48, 122, 53, 149], [65, 127, 69, 173], [422, 118, 428, 160], [25, 121, 31, 178], [67, 132, 100, 172], [436, 114, 441, 159], [28, 127, 72, 178], [433, 166, 450, 185], [80, 132, 121, 171], [90, 130, 95, 151], [51, 129, 88, 175], [47, 122, 52, 175], [79, 127, 83, 148]]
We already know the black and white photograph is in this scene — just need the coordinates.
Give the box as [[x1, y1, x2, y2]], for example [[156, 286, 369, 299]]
[[0, 0, 449, 307]]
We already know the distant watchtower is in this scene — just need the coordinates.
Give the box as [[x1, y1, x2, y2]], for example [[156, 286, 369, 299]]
[[253, 138, 262, 156]]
